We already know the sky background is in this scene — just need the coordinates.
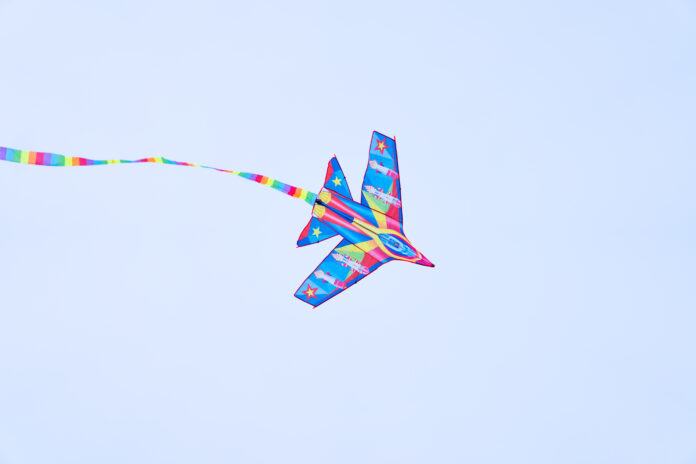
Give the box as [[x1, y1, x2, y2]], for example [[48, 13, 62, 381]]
[[0, 1, 695, 462]]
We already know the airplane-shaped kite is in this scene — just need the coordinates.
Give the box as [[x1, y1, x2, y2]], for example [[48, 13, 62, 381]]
[[0, 131, 433, 307], [294, 131, 434, 306]]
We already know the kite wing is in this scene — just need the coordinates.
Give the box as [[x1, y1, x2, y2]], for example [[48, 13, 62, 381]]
[[360, 131, 403, 226], [294, 239, 391, 307]]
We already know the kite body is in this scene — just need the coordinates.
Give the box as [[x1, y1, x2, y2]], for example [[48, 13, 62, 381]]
[[295, 131, 433, 307], [0, 131, 433, 308]]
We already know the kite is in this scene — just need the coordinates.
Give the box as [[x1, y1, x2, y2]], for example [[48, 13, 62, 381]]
[[0, 131, 433, 307]]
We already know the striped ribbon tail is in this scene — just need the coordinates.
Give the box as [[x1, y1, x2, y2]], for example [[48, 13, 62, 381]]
[[0, 146, 318, 205]]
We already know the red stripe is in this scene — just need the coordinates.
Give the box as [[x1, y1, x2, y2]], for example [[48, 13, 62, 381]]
[[36, 152, 45, 165], [288, 186, 297, 197], [79, 157, 87, 166], [298, 218, 312, 241], [324, 161, 334, 184]]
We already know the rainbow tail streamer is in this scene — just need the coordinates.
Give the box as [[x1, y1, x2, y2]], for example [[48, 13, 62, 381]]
[[0, 146, 318, 205]]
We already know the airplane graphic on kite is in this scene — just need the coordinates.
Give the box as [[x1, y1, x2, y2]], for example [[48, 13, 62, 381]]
[[0, 131, 434, 307]]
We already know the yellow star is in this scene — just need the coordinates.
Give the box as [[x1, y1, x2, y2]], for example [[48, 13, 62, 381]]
[[302, 284, 317, 299], [332, 176, 342, 187], [312, 226, 322, 238]]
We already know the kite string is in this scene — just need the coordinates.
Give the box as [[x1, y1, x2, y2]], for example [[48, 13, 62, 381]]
[[0, 146, 317, 205]]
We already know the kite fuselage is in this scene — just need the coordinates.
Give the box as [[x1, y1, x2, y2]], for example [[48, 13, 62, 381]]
[[311, 188, 433, 267]]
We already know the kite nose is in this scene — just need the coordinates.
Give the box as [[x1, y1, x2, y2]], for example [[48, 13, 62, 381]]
[[416, 255, 435, 267]]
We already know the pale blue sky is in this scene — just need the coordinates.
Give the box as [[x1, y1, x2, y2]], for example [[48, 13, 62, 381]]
[[1, 1, 695, 462]]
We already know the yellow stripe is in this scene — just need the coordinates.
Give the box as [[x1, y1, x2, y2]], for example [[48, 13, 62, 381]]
[[364, 194, 388, 228], [20, 150, 29, 164], [356, 240, 378, 252]]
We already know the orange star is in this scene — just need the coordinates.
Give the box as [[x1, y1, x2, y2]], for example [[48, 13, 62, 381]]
[[374, 138, 388, 155], [302, 284, 317, 299]]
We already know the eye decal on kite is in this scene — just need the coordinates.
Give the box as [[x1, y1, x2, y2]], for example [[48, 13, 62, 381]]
[[379, 234, 418, 259]]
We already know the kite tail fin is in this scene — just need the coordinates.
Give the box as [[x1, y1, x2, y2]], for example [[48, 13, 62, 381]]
[[296, 156, 354, 246], [0, 146, 318, 205], [322, 157, 352, 199]]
